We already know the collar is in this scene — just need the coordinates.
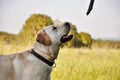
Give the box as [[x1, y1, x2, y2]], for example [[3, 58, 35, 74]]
[[30, 49, 54, 67]]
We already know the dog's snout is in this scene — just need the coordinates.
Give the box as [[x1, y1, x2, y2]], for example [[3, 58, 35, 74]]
[[64, 22, 70, 27], [64, 22, 70, 31]]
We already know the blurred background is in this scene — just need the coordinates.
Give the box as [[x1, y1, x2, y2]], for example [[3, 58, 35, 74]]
[[0, 0, 120, 49], [0, 0, 120, 80]]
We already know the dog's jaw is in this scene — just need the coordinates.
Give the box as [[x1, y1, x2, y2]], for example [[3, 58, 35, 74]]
[[60, 22, 73, 43], [61, 34, 73, 43]]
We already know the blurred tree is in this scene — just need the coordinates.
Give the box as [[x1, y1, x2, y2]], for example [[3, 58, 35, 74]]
[[1, 14, 120, 49], [0, 32, 16, 44], [79, 32, 92, 48], [63, 23, 92, 48], [17, 14, 53, 45]]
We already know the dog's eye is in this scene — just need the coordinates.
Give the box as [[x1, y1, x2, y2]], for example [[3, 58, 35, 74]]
[[52, 26, 57, 30]]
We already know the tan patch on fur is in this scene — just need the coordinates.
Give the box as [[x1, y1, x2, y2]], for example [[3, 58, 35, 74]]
[[0, 55, 15, 80], [18, 53, 30, 68], [37, 30, 51, 46]]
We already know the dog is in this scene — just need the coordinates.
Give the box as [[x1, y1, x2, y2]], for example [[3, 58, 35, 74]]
[[0, 22, 73, 80]]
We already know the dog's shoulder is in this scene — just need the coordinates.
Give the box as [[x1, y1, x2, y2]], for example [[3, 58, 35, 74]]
[[0, 53, 16, 62], [0, 50, 30, 63]]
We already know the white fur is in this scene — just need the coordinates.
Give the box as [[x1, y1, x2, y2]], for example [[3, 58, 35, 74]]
[[0, 23, 71, 80]]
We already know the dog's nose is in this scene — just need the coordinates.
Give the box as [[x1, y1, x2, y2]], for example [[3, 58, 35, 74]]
[[64, 22, 70, 27], [64, 22, 70, 32]]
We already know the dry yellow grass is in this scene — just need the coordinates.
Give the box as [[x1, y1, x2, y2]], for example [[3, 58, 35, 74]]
[[0, 45, 120, 80], [52, 48, 120, 80]]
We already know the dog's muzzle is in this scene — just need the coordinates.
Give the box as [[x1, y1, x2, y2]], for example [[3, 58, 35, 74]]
[[61, 22, 73, 43]]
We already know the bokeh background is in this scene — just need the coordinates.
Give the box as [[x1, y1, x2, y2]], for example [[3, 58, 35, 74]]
[[0, 0, 120, 80]]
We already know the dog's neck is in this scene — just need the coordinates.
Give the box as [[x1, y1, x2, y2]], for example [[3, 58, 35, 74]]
[[33, 42, 60, 61]]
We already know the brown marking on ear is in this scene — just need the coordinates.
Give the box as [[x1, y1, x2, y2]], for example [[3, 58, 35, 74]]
[[36, 30, 51, 46]]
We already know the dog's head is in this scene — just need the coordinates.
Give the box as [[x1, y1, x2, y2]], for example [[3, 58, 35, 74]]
[[36, 22, 73, 46]]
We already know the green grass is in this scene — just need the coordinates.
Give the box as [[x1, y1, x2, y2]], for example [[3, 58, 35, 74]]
[[0, 45, 120, 80], [51, 48, 120, 80]]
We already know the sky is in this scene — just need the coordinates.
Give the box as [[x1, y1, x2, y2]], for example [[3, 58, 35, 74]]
[[0, 0, 120, 40]]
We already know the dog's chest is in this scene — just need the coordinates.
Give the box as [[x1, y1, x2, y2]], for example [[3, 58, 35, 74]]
[[13, 53, 52, 80]]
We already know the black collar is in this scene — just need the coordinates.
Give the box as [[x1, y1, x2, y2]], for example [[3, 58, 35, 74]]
[[31, 49, 54, 67]]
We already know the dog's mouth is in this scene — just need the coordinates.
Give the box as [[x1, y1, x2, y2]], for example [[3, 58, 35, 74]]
[[61, 34, 73, 43], [60, 22, 73, 43]]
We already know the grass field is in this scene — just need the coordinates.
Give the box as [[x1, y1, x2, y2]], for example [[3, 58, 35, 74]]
[[0, 45, 120, 80], [52, 48, 120, 80]]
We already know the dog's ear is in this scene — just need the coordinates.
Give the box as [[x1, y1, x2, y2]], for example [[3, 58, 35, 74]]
[[36, 30, 51, 46]]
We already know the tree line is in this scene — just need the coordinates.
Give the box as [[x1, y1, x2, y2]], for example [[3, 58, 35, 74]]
[[0, 14, 120, 49]]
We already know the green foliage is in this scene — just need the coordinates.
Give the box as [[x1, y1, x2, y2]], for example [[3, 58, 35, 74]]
[[0, 13, 119, 48], [92, 39, 120, 49], [0, 14, 53, 46], [17, 14, 53, 45], [63, 23, 92, 48], [0, 32, 16, 45], [79, 32, 92, 48]]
